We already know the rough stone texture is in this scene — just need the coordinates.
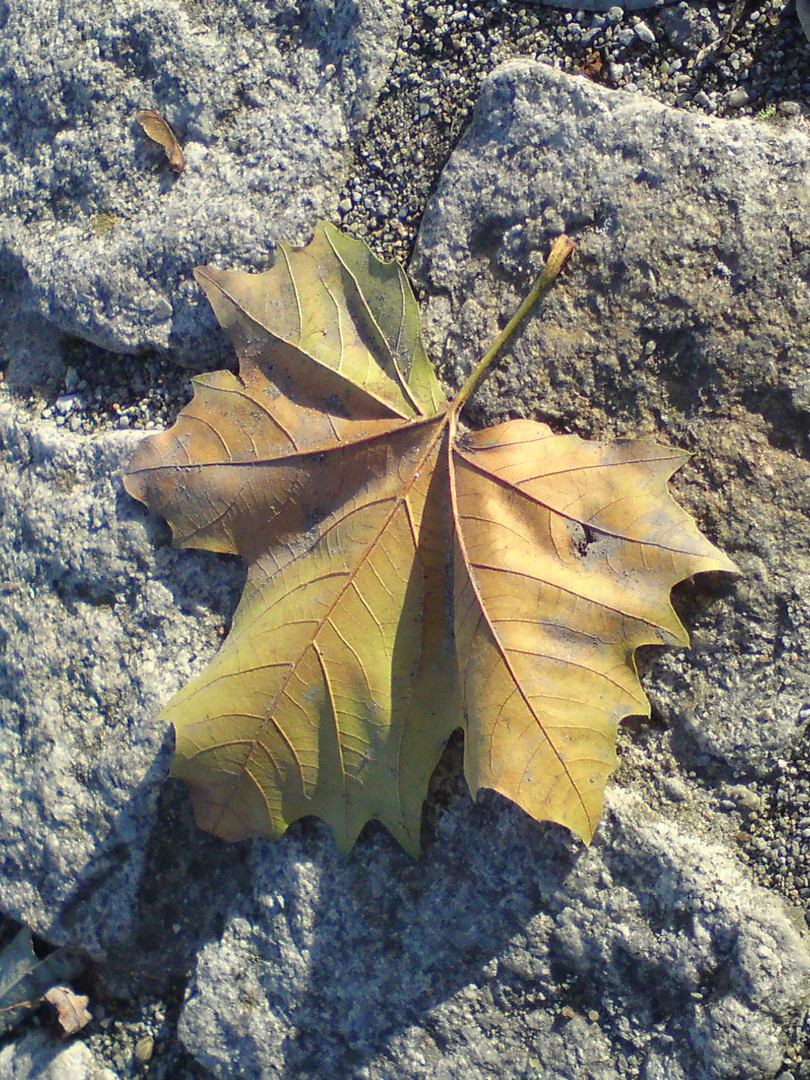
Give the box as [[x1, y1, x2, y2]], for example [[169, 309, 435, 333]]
[[0, 406, 246, 957], [178, 789, 810, 1080], [0, 0, 403, 967], [411, 59, 810, 781], [2, 53, 810, 1080], [172, 61, 810, 1079], [657, 0, 725, 51], [0, 0, 402, 370], [0, 1030, 116, 1080]]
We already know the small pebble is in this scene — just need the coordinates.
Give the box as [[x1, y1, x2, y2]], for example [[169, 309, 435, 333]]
[[55, 394, 79, 414], [134, 1034, 154, 1067], [726, 87, 751, 109], [663, 776, 690, 803], [633, 21, 656, 44], [722, 785, 763, 813]]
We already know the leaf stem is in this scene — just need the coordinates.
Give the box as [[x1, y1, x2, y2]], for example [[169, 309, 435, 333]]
[[450, 234, 575, 413]]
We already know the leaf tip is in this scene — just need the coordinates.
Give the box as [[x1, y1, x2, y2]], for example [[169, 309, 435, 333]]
[[192, 264, 218, 291]]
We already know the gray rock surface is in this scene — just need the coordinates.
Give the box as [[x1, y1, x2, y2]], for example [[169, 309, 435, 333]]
[[657, 0, 724, 51], [0, 0, 403, 967], [0, 1030, 116, 1080], [0, 0, 402, 370], [0, 405, 244, 957], [178, 789, 810, 1080], [411, 59, 810, 781], [2, 49, 810, 1080]]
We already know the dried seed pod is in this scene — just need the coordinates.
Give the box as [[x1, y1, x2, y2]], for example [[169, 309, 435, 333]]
[[136, 109, 185, 173]]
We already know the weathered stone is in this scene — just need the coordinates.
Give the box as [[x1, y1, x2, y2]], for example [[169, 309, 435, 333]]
[[0, 404, 246, 957], [177, 789, 810, 1079], [0, 1030, 117, 1080], [0, 0, 404, 962], [3, 54, 810, 1080], [0, 0, 403, 367], [174, 59, 810, 1080], [657, 1, 723, 50]]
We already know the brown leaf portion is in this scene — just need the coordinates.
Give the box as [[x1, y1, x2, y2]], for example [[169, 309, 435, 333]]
[[43, 986, 92, 1037], [125, 226, 737, 852], [136, 109, 185, 173], [124, 367, 409, 562]]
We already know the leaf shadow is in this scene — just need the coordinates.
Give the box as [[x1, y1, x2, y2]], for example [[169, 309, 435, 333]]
[[45, 485, 253, 992], [102, 771, 253, 998], [55, 756, 253, 1074], [239, 759, 583, 1080], [47, 727, 179, 962]]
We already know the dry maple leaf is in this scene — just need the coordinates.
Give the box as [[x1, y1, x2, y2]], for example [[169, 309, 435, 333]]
[[124, 222, 737, 854]]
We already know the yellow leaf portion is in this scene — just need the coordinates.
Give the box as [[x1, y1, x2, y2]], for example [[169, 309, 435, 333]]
[[193, 222, 445, 422], [451, 420, 737, 842], [321, 223, 447, 415], [167, 419, 460, 852]]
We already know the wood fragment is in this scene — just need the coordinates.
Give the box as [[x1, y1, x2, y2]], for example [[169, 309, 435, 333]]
[[579, 50, 604, 83]]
